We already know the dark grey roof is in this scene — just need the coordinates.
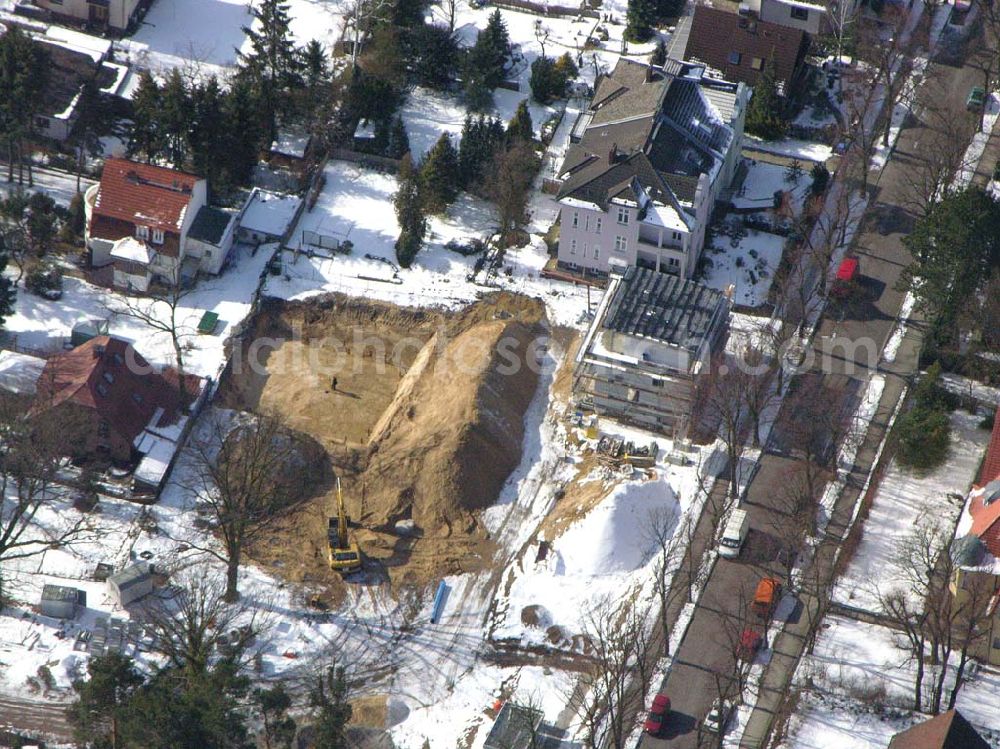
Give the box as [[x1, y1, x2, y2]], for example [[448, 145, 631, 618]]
[[109, 562, 152, 591], [187, 206, 233, 245], [484, 703, 564, 749], [42, 584, 79, 603], [557, 56, 740, 210], [603, 266, 727, 351]]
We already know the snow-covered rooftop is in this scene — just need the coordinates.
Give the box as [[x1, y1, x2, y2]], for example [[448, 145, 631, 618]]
[[0, 350, 46, 396], [109, 237, 155, 265], [238, 189, 301, 239]]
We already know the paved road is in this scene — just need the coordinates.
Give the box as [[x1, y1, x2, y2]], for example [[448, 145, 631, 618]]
[[640, 11, 1000, 749]]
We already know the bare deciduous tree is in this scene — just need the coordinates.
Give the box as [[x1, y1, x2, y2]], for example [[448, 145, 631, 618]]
[[567, 595, 651, 749], [142, 569, 269, 676], [183, 411, 327, 602], [0, 394, 91, 599], [105, 278, 198, 394]]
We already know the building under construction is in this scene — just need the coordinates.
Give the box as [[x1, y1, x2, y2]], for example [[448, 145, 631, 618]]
[[573, 265, 730, 435]]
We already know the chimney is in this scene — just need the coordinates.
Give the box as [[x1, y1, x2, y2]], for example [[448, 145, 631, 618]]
[[608, 143, 618, 163], [645, 66, 655, 83]]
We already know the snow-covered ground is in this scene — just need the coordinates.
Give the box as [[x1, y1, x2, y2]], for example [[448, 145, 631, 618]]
[[702, 229, 785, 308], [780, 615, 1000, 749], [743, 136, 833, 164], [0, 169, 95, 208], [268, 160, 591, 327], [954, 92, 1000, 189], [732, 159, 812, 214], [832, 410, 990, 613], [4, 242, 274, 378]]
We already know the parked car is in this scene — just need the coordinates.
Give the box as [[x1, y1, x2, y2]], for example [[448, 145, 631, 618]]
[[704, 699, 734, 734], [752, 577, 783, 619], [736, 629, 763, 661], [719, 509, 750, 559], [831, 256, 860, 299], [967, 86, 987, 111], [643, 693, 671, 736]]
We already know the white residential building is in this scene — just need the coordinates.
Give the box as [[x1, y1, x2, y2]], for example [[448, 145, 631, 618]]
[[556, 58, 749, 280]]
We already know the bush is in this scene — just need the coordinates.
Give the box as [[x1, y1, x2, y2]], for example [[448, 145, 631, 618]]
[[25, 263, 63, 300], [895, 364, 953, 470], [445, 238, 486, 256], [895, 405, 951, 470]]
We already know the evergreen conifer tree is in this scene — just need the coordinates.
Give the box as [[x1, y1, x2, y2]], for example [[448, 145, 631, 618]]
[[420, 133, 460, 213], [128, 71, 164, 162], [238, 0, 301, 137], [506, 100, 534, 143], [744, 61, 788, 140], [625, 0, 656, 42], [395, 154, 427, 267]]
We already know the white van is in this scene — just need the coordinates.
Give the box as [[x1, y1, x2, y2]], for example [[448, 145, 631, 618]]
[[719, 509, 750, 559]]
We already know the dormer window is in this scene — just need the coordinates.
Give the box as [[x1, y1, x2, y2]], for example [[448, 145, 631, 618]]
[[152, 228, 164, 245], [103, 371, 114, 384], [790, 5, 809, 20], [136, 225, 149, 240], [96, 383, 108, 397], [132, 392, 143, 404]]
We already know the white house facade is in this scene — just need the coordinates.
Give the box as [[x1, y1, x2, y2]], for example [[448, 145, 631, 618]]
[[555, 58, 749, 280]]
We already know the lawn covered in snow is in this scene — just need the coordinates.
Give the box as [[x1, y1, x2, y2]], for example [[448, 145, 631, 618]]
[[832, 410, 990, 614], [782, 615, 1000, 749], [4, 242, 274, 378], [268, 161, 592, 326], [701, 229, 785, 308]]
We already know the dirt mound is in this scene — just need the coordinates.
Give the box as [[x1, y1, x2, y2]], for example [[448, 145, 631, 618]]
[[225, 292, 546, 587], [362, 310, 543, 534]]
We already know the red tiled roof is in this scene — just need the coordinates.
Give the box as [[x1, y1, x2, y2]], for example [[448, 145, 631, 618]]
[[685, 6, 807, 90], [967, 409, 1000, 555], [33, 336, 202, 448], [978, 408, 1000, 485], [92, 158, 200, 235], [888, 710, 990, 749]]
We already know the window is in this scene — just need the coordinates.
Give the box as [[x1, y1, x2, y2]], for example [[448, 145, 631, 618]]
[[672, 231, 681, 241], [151, 228, 164, 245], [750, 57, 765, 71], [616, 206, 629, 225], [584, 215, 590, 231], [135, 225, 149, 240], [994, 637, 1000, 651], [205, 249, 212, 258], [593, 246, 600, 260], [614, 235, 628, 253], [595, 217, 602, 234], [727, 51, 742, 65], [582, 243, 588, 258], [98, 420, 109, 437], [652, 378, 664, 388], [790, 5, 809, 20], [570, 239, 577, 255], [572, 212, 579, 228], [667, 257, 680, 267]]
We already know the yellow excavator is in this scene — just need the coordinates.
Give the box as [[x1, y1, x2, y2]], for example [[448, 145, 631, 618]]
[[328, 477, 362, 575]]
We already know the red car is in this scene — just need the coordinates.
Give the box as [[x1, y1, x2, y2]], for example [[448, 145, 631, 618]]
[[831, 256, 860, 299], [643, 693, 671, 736], [736, 629, 763, 661]]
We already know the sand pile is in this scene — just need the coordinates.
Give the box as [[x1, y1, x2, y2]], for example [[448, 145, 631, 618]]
[[362, 310, 543, 534]]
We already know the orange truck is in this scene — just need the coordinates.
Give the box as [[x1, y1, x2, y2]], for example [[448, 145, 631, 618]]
[[752, 577, 782, 619]]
